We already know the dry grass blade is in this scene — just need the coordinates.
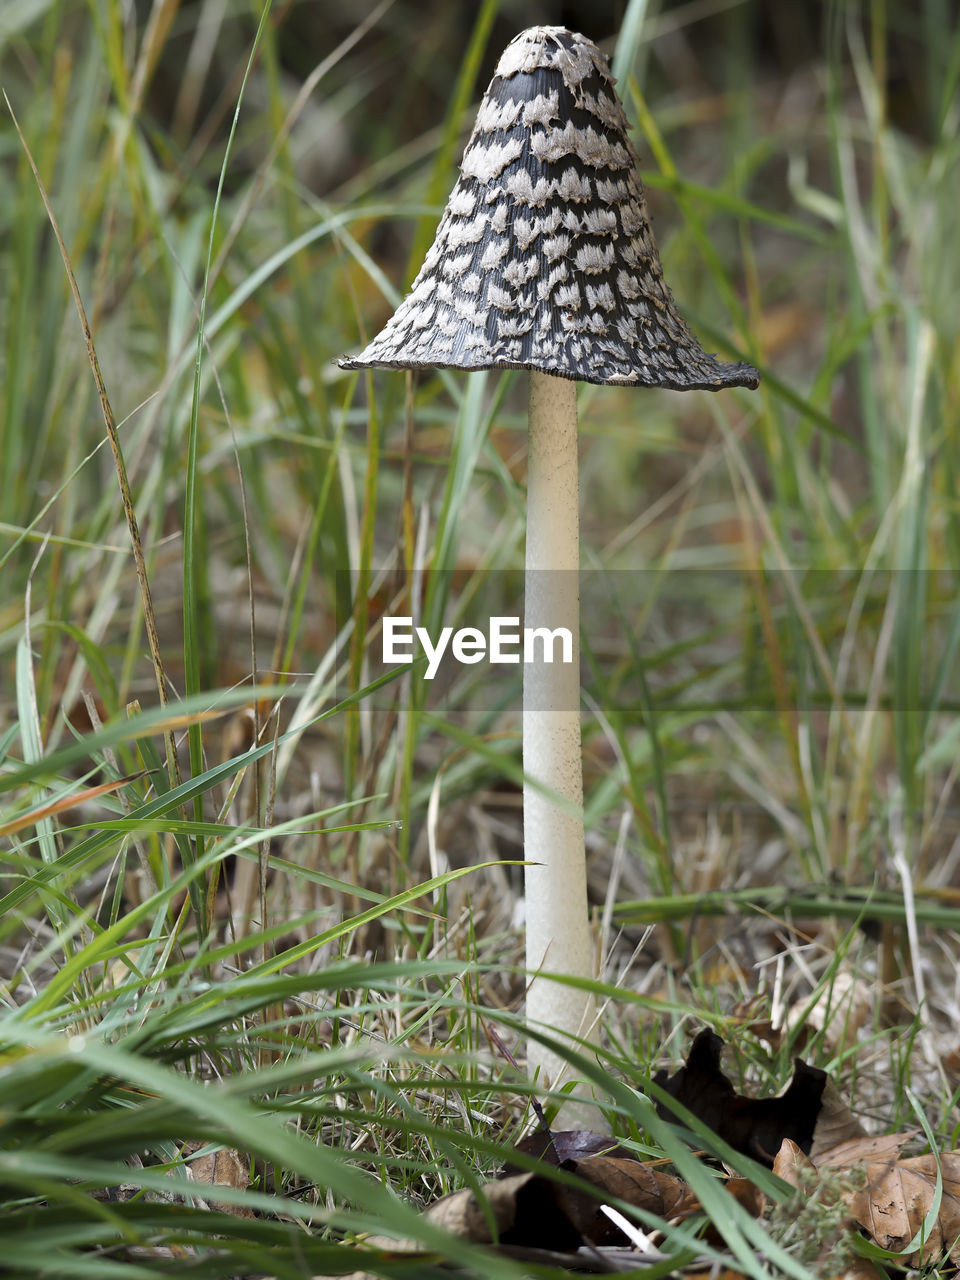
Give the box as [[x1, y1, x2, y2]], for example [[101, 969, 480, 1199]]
[[0, 773, 146, 838]]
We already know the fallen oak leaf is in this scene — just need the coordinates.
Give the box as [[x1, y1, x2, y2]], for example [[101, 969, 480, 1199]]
[[653, 1027, 865, 1166], [774, 1133, 960, 1270], [414, 1152, 699, 1253], [570, 1155, 694, 1216], [565, 1154, 699, 1245], [654, 1028, 825, 1165], [560, 1153, 766, 1249], [507, 1129, 704, 1244], [425, 1170, 585, 1250], [816, 1133, 960, 1266], [330, 1170, 588, 1276]]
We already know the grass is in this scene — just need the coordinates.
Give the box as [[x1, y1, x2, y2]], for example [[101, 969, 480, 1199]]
[[2, 0, 960, 1274]]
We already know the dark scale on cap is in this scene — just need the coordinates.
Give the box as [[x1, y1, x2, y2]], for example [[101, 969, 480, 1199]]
[[339, 26, 759, 391]]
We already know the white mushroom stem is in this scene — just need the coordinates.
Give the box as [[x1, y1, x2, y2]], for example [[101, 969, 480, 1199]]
[[524, 369, 598, 1118]]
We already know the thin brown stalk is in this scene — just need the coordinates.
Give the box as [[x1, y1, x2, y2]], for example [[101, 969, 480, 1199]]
[[5, 92, 180, 787]]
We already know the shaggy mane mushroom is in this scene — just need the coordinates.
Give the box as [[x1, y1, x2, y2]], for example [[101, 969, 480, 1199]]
[[340, 25, 759, 1122]]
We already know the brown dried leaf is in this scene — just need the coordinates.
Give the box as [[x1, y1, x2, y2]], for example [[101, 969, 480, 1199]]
[[768, 1138, 871, 1276], [849, 1149, 960, 1265], [569, 1154, 690, 1210], [814, 1130, 918, 1170], [424, 1171, 584, 1251], [408, 1152, 701, 1253], [654, 1028, 827, 1165], [574, 1154, 764, 1249], [803, 1132, 960, 1266], [808, 1079, 867, 1159], [785, 971, 874, 1053], [725, 1176, 767, 1218], [183, 1145, 255, 1219], [565, 1155, 697, 1244], [773, 1136, 818, 1189]]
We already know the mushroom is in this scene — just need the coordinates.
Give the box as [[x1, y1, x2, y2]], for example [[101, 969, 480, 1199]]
[[339, 26, 759, 1113]]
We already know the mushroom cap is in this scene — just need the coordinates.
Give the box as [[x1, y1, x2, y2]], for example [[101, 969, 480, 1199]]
[[340, 26, 759, 391]]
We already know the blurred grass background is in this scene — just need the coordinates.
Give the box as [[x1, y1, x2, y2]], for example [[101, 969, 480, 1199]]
[[1, 0, 960, 1273]]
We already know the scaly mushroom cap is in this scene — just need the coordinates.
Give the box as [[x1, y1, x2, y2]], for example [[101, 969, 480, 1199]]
[[340, 26, 759, 391]]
